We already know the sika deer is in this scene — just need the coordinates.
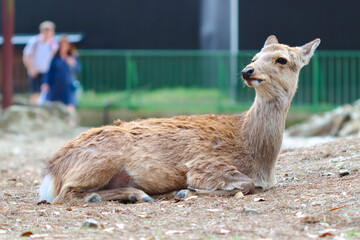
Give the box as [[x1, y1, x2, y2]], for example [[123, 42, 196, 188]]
[[39, 35, 320, 203]]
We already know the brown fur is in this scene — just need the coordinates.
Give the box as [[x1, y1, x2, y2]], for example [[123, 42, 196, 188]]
[[40, 35, 320, 203]]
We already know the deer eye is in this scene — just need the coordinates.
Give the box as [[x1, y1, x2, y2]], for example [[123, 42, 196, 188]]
[[276, 58, 287, 65]]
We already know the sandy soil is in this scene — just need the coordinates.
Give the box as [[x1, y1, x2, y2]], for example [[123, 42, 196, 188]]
[[0, 128, 359, 240]]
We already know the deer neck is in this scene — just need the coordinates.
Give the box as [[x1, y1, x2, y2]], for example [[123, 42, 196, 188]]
[[241, 92, 291, 188]]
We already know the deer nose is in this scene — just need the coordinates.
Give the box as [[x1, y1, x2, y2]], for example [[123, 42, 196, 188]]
[[242, 68, 254, 80]]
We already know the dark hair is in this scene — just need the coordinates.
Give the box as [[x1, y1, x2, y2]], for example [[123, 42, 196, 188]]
[[55, 35, 78, 57]]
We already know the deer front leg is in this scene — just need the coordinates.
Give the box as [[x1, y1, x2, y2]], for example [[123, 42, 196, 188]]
[[53, 185, 154, 203], [173, 188, 243, 199], [178, 159, 255, 198], [84, 187, 155, 203]]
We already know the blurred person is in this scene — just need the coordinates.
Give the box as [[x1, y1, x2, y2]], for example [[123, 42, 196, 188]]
[[41, 35, 81, 119], [23, 21, 58, 104]]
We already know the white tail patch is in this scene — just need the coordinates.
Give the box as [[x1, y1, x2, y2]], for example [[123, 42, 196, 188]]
[[39, 174, 55, 203]]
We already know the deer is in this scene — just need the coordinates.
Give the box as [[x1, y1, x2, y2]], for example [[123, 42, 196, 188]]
[[39, 35, 320, 204]]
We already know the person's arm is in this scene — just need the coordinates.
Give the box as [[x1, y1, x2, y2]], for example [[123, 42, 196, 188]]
[[49, 37, 58, 56], [73, 56, 81, 73], [66, 56, 81, 73], [23, 37, 38, 77]]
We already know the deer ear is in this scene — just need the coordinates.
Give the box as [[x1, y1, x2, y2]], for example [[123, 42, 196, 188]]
[[299, 38, 321, 65], [264, 35, 279, 47]]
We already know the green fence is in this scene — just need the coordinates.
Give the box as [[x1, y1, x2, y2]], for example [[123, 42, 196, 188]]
[[78, 50, 360, 109]]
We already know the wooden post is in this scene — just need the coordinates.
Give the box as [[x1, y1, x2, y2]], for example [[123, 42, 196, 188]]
[[1, 0, 15, 109]]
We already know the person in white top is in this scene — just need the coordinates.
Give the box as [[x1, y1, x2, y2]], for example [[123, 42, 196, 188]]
[[23, 21, 58, 104]]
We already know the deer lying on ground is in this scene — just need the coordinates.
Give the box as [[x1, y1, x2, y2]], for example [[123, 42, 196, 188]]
[[39, 35, 320, 203]]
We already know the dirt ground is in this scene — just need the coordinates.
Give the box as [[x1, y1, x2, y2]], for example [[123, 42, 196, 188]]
[[0, 128, 359, 240]]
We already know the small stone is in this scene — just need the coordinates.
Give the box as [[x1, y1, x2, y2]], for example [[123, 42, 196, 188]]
[[295, 212, 305, 218], [322, 172, 334, 176], [310, 201, 323, 206], [234, 192, 245, 199], [82, 219, 99, 229], [116, 223, 125, 230], [11, 147, 21, 156], [254, 197, 265, 202], [339, 170, 350, 177], [219, 229, 230, 234], [103, 227, 115, 233], [243, 207, 260, 215], [336, 162, 345, 168], [15, 182, 24, 187], [207, 209, 221, 212]]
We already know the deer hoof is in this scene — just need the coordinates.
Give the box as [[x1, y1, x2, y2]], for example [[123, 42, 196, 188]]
[[85, 193, 102, 203], [187, 186, 197, 192], [174, 189, 188, 199], [130, 195, 138, 203], [141, 196, 155, 202]]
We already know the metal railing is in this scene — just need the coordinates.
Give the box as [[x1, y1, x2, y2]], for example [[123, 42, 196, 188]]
[[76, 50, 360, 109], [292, 51, 360, 108]]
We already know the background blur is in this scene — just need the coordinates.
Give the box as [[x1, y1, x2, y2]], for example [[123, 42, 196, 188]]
[[1, 0, 360, 126]]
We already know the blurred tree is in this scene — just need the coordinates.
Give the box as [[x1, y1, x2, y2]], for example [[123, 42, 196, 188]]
[[1, 0, 15, 109]]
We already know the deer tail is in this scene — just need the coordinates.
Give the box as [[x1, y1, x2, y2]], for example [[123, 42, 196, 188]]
[[39, 173, 55, 203]]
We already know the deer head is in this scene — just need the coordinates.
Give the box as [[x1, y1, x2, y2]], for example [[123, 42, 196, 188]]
[[242, 35, 321, 101]]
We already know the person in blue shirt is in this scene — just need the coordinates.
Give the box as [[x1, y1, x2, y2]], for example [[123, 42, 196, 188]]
[[41, 35, 80, 114]]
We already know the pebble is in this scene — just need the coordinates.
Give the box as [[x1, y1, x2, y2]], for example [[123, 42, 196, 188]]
[[322, 172, 334, 176], [243, 207, 260, 215], [335, 162, 345, 168], [339, 170, 350, 177], [11, 147, 21, 156], [234, 192, 245, 199], [82, 219, 99, 229]]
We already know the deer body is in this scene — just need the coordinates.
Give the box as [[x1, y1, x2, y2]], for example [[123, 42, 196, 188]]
[[40, 36, 320, 203]]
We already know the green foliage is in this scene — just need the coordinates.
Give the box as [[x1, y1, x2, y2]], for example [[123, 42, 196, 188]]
[[347, 230, 360, 238], [78, 88, 242, 113], [78, 88, 334, 113], [77, 88, 337, 126]]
